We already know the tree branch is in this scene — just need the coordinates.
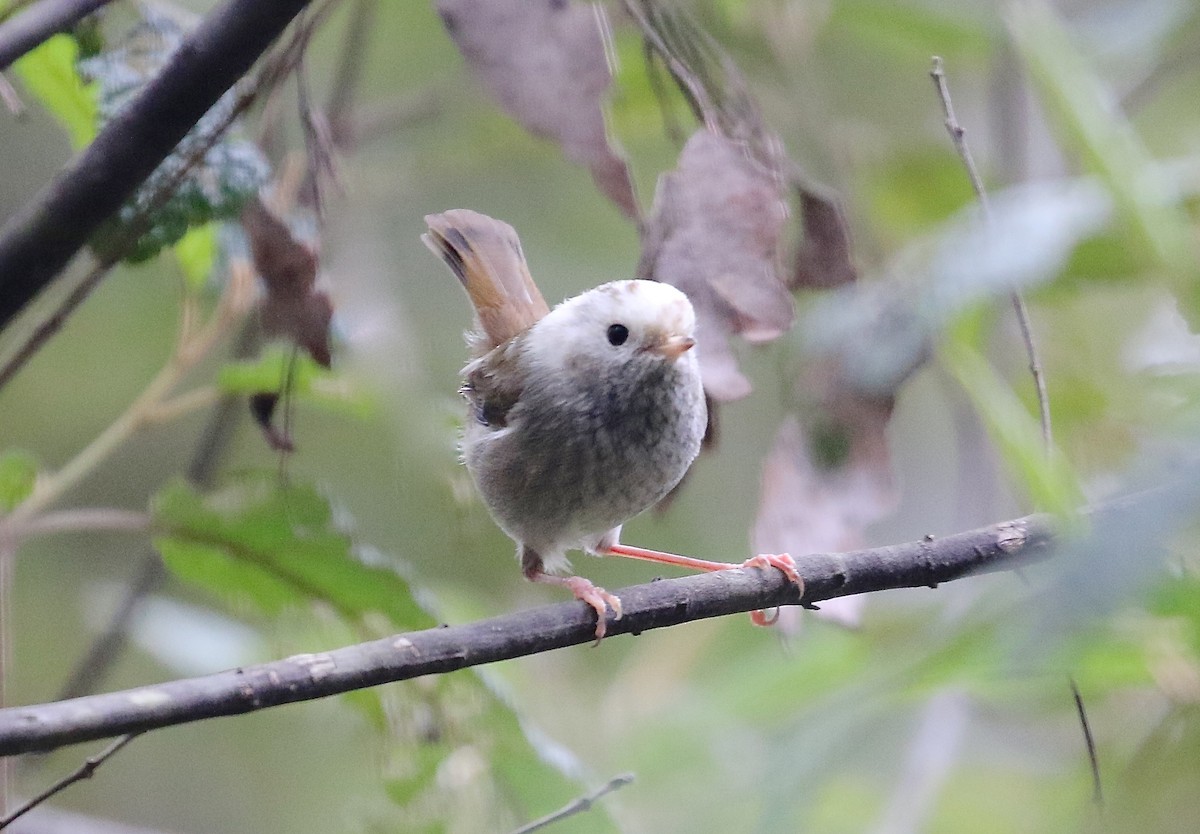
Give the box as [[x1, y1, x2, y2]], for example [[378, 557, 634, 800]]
[[0, 0, 315, 332], [0, 0, 112, 72], [0, 515, 1053, 757]]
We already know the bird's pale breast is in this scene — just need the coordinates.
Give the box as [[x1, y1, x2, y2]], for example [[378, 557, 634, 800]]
[[464, 354, 705, 559]]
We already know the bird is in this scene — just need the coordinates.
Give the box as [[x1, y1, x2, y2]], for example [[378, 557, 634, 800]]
[[423, 209, 801, 639]]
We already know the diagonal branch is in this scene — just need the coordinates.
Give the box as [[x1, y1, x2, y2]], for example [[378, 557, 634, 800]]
[[0, 0, 113, 72], [0, 515, 1053, 757], [0, 0, 316, 332]]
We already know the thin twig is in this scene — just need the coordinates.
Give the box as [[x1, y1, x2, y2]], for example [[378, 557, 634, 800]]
[[0, 514, 1054, 756], [930, 56, 1101, 807], [0, 733, 137, 830], [1069, 676, 1102, 805], [509, 773, 634, 834], [0, 509, 148, 541], [929, 55, 1052, 453]]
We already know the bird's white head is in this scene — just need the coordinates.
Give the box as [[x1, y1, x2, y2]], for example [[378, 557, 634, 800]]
[[523, 280, 697, 375]]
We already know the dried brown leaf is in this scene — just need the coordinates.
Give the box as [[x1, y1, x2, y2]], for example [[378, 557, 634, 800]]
[[242, 197, 333, 368], [792, 186, 857, 290], [241, 198, 332, 453], [638, 129, 793, 401], [437, 0, 638, 219]]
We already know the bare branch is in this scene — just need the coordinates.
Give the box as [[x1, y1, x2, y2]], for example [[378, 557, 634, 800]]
[[509, 772, 634, 834], [0, 0, 317, 333], [0, 0, 112, 71], [1070, 676, 1103, 804], [0, 734, 137, 830], [0, 515, 1053, 757], [929, 56, 1052, 452]]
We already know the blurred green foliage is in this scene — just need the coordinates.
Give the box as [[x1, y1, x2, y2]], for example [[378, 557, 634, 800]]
[[80, 7, 270, 262], [12, 33, 97, 149], [0, 449, 38, 511], [2, 0, 1200, 833]]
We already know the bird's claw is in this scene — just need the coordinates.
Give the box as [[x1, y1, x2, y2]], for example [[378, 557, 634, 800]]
[[563, 575, 622, 643], [741, 552, 802, 586], [742, 553, 802, 628]]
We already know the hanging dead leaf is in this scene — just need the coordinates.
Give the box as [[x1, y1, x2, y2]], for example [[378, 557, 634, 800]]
[[792, 185, 857, 290], [638, 129, 792, 401], [436, 0, 639, 220], [241, 197, 333, 452], [753, 363, 899, 630], [242, 197, 333, 368]]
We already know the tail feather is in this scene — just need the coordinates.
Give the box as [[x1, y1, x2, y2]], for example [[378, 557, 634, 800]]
[[423, 209, 550, 352]]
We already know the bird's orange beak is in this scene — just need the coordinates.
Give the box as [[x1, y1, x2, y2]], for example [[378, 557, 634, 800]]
[[651, 334, 696, 361]]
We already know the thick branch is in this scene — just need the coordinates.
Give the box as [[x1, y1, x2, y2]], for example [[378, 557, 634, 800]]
[[0, 0, 313, 331], [0, 515, 1052, 757]]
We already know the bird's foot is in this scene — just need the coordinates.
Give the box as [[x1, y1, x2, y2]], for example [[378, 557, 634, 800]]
[[741, 553, 802, 628], [602, 544, 803, 629], [533, 572, 622, 643], [741, 552, 802, 585]]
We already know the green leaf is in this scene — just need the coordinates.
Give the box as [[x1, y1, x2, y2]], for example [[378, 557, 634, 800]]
[[153, 476, 429, 629], [1009, 2, 1198, 292], [13, 34, 98, 150], [942, 312, 1083, 516], [174, 223, 218, 292], [0, 450, 38, 511], [156, 536, 302, 615], [219, 349, 375, 419]]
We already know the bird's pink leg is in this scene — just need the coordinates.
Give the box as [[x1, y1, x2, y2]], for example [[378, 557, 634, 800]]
[[602, 543, 802, 627], [529, 571, 622, 642]]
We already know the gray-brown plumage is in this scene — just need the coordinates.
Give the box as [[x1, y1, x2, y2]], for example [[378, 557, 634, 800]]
[[424, 210, 797, 640]]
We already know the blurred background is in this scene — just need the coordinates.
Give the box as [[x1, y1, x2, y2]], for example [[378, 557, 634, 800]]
[[1, 0, 1199, 831]]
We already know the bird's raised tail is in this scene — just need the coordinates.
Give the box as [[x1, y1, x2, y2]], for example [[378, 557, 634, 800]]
[[422, 209, 550, 353]]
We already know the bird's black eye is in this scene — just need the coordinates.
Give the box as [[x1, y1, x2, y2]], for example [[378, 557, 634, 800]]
[[606, 323, 629, 346]]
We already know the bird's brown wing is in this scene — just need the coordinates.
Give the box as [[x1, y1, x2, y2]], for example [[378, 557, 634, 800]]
[[423, 209, 550, 354], [461, 336, 528, 429]]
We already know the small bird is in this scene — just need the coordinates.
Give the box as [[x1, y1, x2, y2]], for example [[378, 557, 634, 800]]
[[423, 209, 800, 639]]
